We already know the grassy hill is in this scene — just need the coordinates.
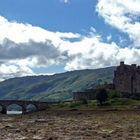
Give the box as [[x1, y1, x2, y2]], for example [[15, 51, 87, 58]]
[[0, 66, 116, 101]]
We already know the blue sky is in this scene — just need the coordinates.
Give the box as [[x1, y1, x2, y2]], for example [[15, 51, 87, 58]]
[[0, 0, 95, 32], [0, 0, 140, 80]]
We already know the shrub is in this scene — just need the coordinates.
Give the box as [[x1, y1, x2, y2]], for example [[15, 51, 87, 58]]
[[96, 88, 108, 105], [69, 101, 82, 108], [108, 90, 122, 99], [132, 92, 140, 100]]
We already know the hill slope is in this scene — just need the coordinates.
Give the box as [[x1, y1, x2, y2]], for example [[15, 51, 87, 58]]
[[0, 67, 116, 101]]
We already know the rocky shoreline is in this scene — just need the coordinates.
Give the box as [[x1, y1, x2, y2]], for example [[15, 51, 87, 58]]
[[0, 110, 140, 140]]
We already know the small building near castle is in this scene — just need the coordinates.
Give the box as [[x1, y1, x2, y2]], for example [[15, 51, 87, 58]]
[[73, 89, 96, 101], [113, 61, 140, 95]]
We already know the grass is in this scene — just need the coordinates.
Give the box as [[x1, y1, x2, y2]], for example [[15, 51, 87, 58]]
[[49, 98, 140, 110]]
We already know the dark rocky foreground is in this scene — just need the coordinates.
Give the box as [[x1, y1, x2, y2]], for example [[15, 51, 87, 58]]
[[0, 110, 140, 140]]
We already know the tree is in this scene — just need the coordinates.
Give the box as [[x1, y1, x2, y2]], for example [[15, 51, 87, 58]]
[[96, 88, 108, 105]]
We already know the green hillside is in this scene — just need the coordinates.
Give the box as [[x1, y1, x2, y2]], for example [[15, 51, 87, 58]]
[[0, 67, 116, 101]]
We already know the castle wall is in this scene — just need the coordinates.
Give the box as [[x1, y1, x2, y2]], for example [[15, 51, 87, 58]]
[[114, 72, 132, 94], [134, 73, 140, 93]]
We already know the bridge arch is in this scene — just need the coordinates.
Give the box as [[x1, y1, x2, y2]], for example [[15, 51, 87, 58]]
[[26, 103, 38, 113], [7, 103, 23, 111]]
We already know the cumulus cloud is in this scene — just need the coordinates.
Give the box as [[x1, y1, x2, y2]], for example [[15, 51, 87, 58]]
[[64, 34, 140, 71], [0, 62, 34, 81], [0, 38, 69, 80], [0, 39, 64, 63], [96, 0, 140, 47]]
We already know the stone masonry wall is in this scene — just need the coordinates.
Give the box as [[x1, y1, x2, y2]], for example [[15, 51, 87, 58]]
[[113, 62, 140, 94]]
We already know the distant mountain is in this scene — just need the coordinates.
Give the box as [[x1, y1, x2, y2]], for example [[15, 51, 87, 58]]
[[0, 66, 116, 101]]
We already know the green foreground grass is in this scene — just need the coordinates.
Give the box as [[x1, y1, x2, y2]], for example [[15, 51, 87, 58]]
[[49, 98, 140, 110]]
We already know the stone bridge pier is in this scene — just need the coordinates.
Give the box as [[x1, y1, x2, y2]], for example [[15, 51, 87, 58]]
[[0, 100, 49, 114]]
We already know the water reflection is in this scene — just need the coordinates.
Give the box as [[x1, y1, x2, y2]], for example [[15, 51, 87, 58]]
[[7, 111, 22, 115]]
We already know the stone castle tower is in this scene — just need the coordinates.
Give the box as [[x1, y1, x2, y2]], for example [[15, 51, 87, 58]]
[[113, 61, 140, 94]]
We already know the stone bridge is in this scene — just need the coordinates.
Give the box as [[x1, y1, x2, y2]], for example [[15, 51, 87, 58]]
[[0, 100, 50, 114]]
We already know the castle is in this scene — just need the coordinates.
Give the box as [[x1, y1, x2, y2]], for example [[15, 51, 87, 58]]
[[73, 61, 140, 101], [113, 61, 140, 95]]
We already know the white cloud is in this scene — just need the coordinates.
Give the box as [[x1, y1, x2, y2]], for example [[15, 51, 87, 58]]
[[0, 62, 34, 81], [106, 35, 112, 42], [90, 27, 96, 33], [96, 0, 140, 47], [64, 34, 140, 71], [55, 32, 81, 39], [60, 0, 70, 4]]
